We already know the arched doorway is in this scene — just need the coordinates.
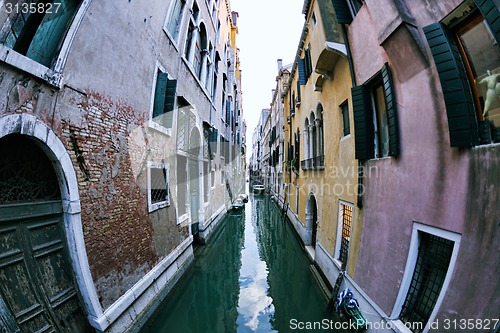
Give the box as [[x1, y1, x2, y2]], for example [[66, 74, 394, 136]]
[[306, 194, 318, 248], [0, 134, 93, 332], [189, 128, 202, 239]]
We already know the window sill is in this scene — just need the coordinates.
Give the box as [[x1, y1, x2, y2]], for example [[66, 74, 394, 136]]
[[389, 319, 413, 333], [148, 120, 172, 136], [149, 201, 169, 213], [0, 45, 62, 87], [340, 133, 352, 142], [177, 213, 189, 225], [472, 141, 500, 149]]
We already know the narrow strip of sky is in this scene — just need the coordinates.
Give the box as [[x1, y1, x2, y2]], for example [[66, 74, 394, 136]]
[[231, 0, 305, 136]]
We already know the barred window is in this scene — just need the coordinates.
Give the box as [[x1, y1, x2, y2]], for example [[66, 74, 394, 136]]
[[399, 233, 454, 332], [338, 203, 352, 265], [148, 162, 170, 212]]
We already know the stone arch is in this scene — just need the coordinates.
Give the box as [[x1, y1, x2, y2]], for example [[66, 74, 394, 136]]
[[0, 114, 102, 329], [305, 192, 318, 248]]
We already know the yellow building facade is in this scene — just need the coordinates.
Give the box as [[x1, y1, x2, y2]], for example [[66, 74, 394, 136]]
[[283, 0, 363, 283]]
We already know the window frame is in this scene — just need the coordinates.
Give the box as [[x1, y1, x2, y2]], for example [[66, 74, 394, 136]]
[[147, 161, 170, 213], [0, 0, 88, 86], [341, 100, 350, 137], [390, 222, 461, 333], [164, 0, 186, 46], [423, 0, 500, 147], [150, 66, 176, 133], [351, 63, 399, 160], [334, 201, 354, 269]]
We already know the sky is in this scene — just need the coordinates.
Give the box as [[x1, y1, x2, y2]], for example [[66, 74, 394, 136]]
[[230, 0, 305, 141]]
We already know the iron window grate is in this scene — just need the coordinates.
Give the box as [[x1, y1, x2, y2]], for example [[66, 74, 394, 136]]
[[150, 167, 168, 205], [399, 233, 454, 332], [339, 204, 352, 266]]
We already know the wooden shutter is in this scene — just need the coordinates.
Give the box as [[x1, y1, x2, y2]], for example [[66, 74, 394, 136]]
[[423, 22, 479, 147], [163, 78, 177, 128], [298, 58, 307, 85], [381, 63, 400, 157], [153, 71, 168, 119], [331, 0, 353, 25], [226, 99, 231, 123], [352, 85, 374, 160], [305, 48, 313, 79], [474, 0, 500, 44]]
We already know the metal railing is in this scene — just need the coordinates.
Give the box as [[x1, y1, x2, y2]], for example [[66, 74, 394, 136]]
[[301, 155, 325, 170]]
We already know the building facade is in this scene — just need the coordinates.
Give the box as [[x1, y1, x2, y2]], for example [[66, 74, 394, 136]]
[[252, 0, 499, 332], [0, 0, 244, 332]]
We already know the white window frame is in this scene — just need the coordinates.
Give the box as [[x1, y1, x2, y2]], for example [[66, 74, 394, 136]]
[[0, 0, 91, 87], [334, 200, 354, 268], [163, 0, 186, 48], [147, 161, 170, 212], [390, 222, 461, 333], [148, 62, 173, 136]]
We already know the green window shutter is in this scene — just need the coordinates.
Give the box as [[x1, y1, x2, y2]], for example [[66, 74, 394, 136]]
[[474, 0, 500, 44], [298, 58, 307, 85], [163, 78, 177, 128], [352, 85, 374, 160], [153, 71, 169, 119], [331, 0, 353, 25], [423, 22, 479, 147], [381, 63, 400, 157], [305, 48, 313, 79]]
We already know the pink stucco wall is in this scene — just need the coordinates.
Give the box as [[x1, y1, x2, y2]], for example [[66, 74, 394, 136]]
[[348, 0, 500, 320]]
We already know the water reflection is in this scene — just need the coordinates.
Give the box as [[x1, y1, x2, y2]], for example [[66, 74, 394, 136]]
[[141, 195, 342, 333], [236, 197, 277, 332]]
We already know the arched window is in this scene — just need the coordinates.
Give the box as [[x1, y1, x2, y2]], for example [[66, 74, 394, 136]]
[[317, 104, 324, 159], [310, 112, 317, 159], [304, 118, 310, 160]]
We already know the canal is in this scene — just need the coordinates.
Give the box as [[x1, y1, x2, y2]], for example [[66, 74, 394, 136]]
[[141, 194, 344, 332]]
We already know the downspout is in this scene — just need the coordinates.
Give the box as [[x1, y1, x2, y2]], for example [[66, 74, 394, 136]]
[[341, 24, 363, 209]]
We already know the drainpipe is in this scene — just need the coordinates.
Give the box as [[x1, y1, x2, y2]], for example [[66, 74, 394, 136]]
[[341, 24, 363, 209]]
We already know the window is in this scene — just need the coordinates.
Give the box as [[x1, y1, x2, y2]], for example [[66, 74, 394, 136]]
[[311, 12, 317, 29], [148, 162, 170, 212], [334, 202, 353, 268], [424, 2, 500, 146], [391, 223, 460, 333], [0, 0, 81, 68], [351, 63, 399, 160], [152, 69, 177, 129], [341, 101, 350, 136], [399, 233, 453, 332], [372, 81, 390, 158], [331, 0, 363, 25], [165, 0, 185, 42], [298, 46, 313, 85], [176, 155, 188, 217]]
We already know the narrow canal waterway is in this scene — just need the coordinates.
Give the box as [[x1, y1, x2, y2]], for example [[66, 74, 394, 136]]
[[141, 194, 343, 332]]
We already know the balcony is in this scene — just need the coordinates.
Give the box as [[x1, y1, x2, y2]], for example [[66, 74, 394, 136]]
[[301, 155, 325, 171]]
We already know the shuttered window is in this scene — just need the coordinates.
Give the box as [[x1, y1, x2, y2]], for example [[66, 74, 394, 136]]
[[424, 1, 500, 147], [0, 0, 81, 68], [351, 63, 399, 160], [153, 70, 177, 128], [298, 58, 307, 85]]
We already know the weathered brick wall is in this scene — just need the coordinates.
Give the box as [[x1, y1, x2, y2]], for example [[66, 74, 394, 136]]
[[0, 68, 187, 309], [58, 90, 186, 308]]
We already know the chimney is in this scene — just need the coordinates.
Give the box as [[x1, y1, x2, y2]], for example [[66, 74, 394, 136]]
[[277, 59, 283, 73]]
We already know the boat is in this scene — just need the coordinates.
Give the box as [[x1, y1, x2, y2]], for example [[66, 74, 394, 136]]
[[231, 198, 245, 210], [238, 193, 249, 203], [253, 184, 265, 195]]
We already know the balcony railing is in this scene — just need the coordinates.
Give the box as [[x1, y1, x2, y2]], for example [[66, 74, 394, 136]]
[[301, 155, 325, 171]]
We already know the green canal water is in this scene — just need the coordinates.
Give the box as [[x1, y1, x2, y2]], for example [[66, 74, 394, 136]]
[[141, 195, 343, 332]]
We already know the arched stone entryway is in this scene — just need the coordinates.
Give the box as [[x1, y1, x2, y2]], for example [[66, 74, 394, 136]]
[[0, 134, 93, 332], [305, 194, 318, 248]]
